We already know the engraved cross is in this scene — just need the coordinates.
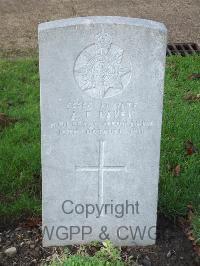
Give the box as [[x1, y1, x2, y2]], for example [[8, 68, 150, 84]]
[[75, 140, 126, 204]]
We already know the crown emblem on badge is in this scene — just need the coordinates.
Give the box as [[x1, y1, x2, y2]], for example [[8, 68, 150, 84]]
[[95, 32, 112, 50]]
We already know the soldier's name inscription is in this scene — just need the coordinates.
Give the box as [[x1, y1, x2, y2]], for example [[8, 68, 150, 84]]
[[50, 101, 154, 136]]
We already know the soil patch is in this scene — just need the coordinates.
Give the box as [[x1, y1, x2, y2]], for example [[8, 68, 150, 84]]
[[0, 0, 199, 57], [0, 215, 199, 265]]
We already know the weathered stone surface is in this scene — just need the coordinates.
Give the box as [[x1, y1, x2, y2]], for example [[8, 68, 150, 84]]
[[4, 247, 17, 257], [39, 16, 167, 246]]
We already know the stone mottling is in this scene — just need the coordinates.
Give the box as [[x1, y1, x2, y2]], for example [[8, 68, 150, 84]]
[[39, 16, 167, 246]]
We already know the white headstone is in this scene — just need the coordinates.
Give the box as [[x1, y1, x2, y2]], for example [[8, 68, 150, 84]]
[[39, 16, 167, 246]]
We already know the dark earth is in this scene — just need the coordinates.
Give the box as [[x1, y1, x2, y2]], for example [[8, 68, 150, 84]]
[[0, 215, 199, 265], [0, 0, 200, 58]]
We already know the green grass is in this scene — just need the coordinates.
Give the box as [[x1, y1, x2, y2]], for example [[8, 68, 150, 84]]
[[0, 56, 199, 241], [49, 254, 124, 266], [159, 56, 200, 218], [0, 59, 41, 218], [52, 256, 124, 266], [48, 241, 125, 266], [193, 214, 200, 245]]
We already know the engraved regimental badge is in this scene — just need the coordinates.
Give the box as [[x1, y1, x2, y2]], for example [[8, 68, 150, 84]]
[[74, 32, 132, 99]]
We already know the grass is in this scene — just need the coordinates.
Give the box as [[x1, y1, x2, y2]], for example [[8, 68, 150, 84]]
[[48, 241, 126, 266], [50, 255, 124, 266], [158, 56, 200, 240], [0, 56, 199, 241], [0, 59, 41, 218]]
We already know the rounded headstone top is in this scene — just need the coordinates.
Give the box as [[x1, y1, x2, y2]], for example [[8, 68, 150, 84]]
[[38, 16, 167, 33]]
